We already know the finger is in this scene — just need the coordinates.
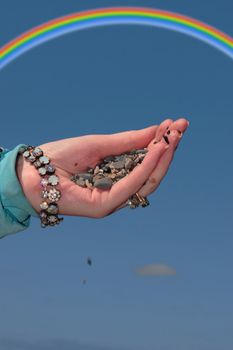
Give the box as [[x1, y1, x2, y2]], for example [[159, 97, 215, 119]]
[[164, 118, 189, 151], [147, 118, 189, 150], [138, 130, 181, 197], [147, 120, 172, 149], [97, 124, 159, 159], [154, 119, 173, 142], [97, 139, 169, 216], [165, 118, 189, 137], [108, 129, 181, 215], [106, 123, 189, 215]]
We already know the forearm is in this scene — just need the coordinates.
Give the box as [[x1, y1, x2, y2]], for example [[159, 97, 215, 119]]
[[0, 144, 39, 239], [16, 152, 41, 215]]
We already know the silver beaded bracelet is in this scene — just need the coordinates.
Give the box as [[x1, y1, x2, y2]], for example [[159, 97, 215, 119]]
[[19, 145, 64, 228]]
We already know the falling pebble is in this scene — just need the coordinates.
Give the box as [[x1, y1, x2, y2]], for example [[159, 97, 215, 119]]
[[87, 257, 92, 266], [81, 279, 87, 285]]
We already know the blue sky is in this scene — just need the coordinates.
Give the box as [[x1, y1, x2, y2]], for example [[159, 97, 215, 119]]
[[0, 0, 232, 349]]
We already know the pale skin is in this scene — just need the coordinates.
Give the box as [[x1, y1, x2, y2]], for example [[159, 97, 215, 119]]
[[16, 118, 189, 220]]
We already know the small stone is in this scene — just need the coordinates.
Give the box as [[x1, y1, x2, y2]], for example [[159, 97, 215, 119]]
[[71, 148, 154, 193], [48, 175, 59, 186], [93, 177, 113, 190], [76, 173, 93, 181], [110, 167, 118, 174], [129, 149, 137, 155], [92, 174, 104, 181], [134, 156, 140, 164], [138, 154, 146, 161], [131, 154, 138, 161], [135, 149, 148, 154], [94, 166, 100, 175], [125, 158, 134, 170], [112, 160, 125, 170], [47, 203, 58, 215], [40, 201, 49, 210], [75, 178, 86, 187], [114, 155, 126, 161], [103, 156, 115, 162], [115, 174, 125, 180], [115, 169, 127, 179], [85, 179, 93, 189], [108, 163, 116, 169], [87, 168, 94, 174], [102, 166, 111, 173], [38, 167, 47, 176], [39, 156, 50, 165]]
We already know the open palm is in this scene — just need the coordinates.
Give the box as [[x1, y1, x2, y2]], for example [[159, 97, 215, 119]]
[[19, 118, 188, 219]]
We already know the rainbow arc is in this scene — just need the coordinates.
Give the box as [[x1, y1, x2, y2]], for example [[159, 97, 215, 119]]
[[0, 7, 233, 70]]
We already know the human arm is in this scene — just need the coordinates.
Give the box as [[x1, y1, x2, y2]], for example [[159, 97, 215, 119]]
[[0, 118, 189, 239], [16, 118, 188, 219], [0, 144, 39, 239]]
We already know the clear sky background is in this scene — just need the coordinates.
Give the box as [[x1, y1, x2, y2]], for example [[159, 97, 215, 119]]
[[0, 0, 232, 349]]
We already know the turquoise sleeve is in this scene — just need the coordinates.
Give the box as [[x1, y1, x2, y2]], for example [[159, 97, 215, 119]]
[[0, 144, 40, 239]]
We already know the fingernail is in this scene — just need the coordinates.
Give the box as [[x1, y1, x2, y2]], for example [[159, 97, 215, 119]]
[[177, 130, 183, 138], [163, 135, 169, 145]]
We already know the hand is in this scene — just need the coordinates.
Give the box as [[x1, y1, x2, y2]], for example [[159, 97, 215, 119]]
[[16, 118, 189, 219], [111, 118, 189, 214]]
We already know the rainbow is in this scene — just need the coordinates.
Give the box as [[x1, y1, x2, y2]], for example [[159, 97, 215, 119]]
[[0, 7, 233, 70]]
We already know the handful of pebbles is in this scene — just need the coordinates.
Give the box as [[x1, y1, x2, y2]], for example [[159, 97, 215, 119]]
[[70, 148, 150, 208]]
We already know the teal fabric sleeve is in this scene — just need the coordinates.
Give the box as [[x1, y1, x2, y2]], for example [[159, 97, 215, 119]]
[[0, 144, 39, 239]]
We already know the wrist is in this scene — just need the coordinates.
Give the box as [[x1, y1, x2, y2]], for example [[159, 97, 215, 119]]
[[16, 153, 41, 215]]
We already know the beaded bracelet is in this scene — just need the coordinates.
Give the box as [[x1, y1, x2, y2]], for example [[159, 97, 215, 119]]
[[19, 145, 64, 228]]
